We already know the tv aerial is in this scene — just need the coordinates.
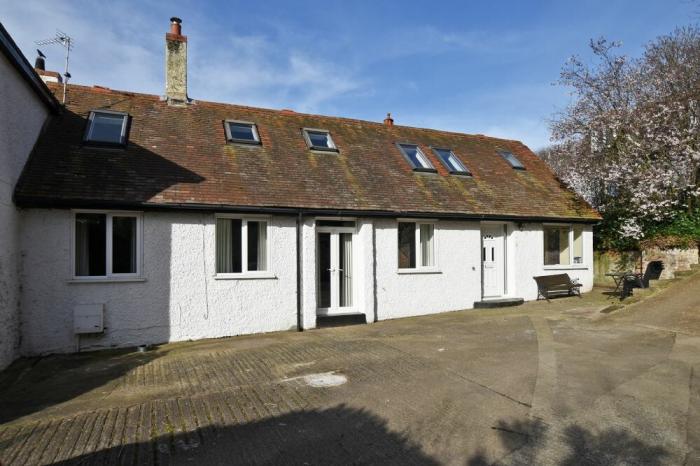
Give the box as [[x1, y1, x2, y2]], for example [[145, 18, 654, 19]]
[[36, 30, 74, 104]]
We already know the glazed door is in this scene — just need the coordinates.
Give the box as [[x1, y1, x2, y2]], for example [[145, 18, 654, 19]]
[[317, 230, 353, 315]]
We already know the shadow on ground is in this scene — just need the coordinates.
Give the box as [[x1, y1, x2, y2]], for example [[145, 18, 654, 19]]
[[50, 404, 438, 465], [468, 418, 668, 465], [0, 348, 163, 424]]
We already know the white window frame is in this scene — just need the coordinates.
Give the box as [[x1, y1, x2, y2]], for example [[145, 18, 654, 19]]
[[224, 119, 261, 145], [543, 223, 586, 269], [302, 128, 338, 152], [214, 214, 274, 279], [397, 219, 439, 273], [70, 210, 143, 281], [84, 110, 130, 145]]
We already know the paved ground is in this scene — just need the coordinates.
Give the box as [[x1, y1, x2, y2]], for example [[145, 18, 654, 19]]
[[0, 275, 699, 465]]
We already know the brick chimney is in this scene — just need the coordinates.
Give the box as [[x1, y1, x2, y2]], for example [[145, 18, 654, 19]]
[[165, 17, 188, 105], [383, 112, 394, 127]]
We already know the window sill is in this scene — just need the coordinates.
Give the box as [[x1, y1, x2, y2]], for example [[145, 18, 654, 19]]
[[397, 268, 442, 275], [214, 272, 277, 280], [68, 277, 146, 284], [543, 265, 588, 271], [227, 139, 261, 146]]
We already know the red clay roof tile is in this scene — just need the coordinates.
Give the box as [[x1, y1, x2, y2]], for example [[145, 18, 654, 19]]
[[14, 83, 600, 221]]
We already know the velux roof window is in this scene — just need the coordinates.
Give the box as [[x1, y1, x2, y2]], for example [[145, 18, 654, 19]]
[[432, 148, 470, 175], [397, 143, 436, 172], [303, 128, 337, 151], [225, 120, 260, 144], [498, 149, 525, 170], [84, 110, 129, 146]]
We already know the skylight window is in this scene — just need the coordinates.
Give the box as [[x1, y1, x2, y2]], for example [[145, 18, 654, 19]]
[[397, 143, 436, 172], [498, 150, 525, 169], [225, 120, 260, 144], [84, 110, 129, 145], [303, 129, 337, 151], [432, 148, 470, 175]]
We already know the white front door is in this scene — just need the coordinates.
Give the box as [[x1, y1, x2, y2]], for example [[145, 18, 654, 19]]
[[482, 224, 505, 298], [317, 228, 354, 315]]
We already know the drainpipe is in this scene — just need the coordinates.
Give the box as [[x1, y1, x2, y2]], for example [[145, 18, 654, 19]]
[[296, 210, 303, 331]]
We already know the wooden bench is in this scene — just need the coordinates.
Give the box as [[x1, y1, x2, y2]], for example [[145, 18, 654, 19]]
[[533, 274, 583, 301]]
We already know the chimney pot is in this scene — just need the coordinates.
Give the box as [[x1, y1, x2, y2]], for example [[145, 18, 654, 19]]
[[383, 112, 394, 127], [170, 17, 182, 36]]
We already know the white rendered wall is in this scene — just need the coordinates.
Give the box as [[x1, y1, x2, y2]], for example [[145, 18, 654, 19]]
[[374, 219, 483, 320], [0, 54, 50, 369], [510, 223, 594, 301], [19, 210, 298, 355]]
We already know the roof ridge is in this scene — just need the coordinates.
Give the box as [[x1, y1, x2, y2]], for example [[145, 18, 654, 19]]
[[52, 82, 524, 145]]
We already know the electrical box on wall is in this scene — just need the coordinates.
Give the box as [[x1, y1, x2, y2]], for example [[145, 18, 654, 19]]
[[73, 304, 104, 334]]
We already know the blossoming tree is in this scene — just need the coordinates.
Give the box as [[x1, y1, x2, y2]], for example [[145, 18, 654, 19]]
[[541, 28, 700, 248]]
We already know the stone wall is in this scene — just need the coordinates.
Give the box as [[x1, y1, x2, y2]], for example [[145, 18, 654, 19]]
[[594, 247, 699, 284], [642, 247, 699, 280]]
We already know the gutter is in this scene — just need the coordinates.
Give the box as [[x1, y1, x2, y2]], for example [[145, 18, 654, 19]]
[[12, 197, 602, 225]]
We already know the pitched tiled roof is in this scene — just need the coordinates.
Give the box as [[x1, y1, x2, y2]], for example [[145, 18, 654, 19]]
[[15, 83, 600, 221]]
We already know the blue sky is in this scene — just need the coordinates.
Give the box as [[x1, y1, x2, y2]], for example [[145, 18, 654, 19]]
[[3, 0, 696, 149]]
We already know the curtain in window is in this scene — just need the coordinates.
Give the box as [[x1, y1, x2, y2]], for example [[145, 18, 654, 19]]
[[257, 222, 267, 271], [75, 217, 90, 276], [75, 213, 106, 276], [559, 228, 570, 265], [398, 223, 416, 268], [340, 233, 352, 307], [420, 224, 434, 267], [544, 227, 559, 265], [216, 218, 233, 273], [573, 227, 583, 264]]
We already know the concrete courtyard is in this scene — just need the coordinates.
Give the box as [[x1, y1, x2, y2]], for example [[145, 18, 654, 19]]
[[0, 273, 699, 465]]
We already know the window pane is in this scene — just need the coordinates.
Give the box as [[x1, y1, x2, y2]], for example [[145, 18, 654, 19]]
[[499, 150, 525, 169], [318, 233, 331, 308], [420, 224, 435, 267], [339, 233, 353, 307], [216, 219, 242, 273], [307, 131, 333, 148], [112, 217, 137, 274], [399, 144, 431, 169], [573, 226, 583, 264], [544, 227, 559, 265], [544, 226, 570, 265], [434, 148, 468, 174], [247, 221, 267, 271], [75, 213, 106, 276], [398, 222, 416, 268], [227, 122, 257, 142], [88, 112, 125, 144]]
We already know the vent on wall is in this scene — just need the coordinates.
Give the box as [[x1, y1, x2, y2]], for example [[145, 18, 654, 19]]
[[74, 304, 105, 334]]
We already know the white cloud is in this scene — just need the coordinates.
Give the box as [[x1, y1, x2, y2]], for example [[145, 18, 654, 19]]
[[2, 0, 365, 112], [189, 33, 364, 111]]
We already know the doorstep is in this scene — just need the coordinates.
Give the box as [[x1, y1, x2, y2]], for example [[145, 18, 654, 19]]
[[317, 313, 368, 328], [473, 298, 525, 309]]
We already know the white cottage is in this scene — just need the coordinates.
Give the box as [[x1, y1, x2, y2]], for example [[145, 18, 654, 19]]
[[9, 18, 600, 358]]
